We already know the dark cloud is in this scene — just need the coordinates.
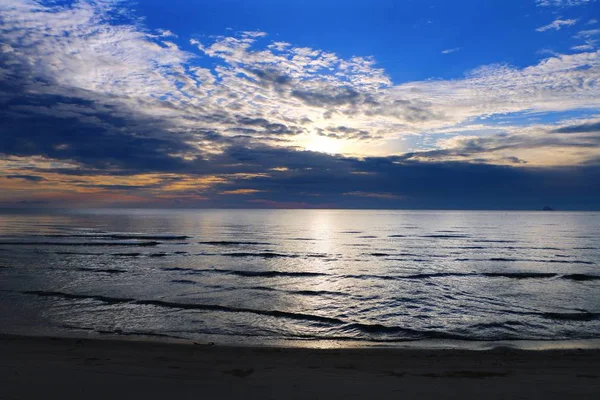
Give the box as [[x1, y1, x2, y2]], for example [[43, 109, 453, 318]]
[[236, 117, 302, 135], [291, 87, 361, 107], [4, 175, 46, 182], [0, 97, 196, 172], [552, 122, 600, 134], [0, 52, 209, 173], [246, 68, 293, 90], [205, 149, 600, 210]]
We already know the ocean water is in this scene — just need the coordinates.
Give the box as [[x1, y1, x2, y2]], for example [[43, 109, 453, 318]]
[[0, 209, 599, 347]]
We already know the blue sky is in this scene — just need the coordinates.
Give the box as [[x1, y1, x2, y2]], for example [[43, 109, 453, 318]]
[[0, 0, 599, 209], [136, 0, 598, 82]]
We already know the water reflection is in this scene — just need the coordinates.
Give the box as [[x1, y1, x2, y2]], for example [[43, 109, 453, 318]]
[[0, 209, 599, 345]]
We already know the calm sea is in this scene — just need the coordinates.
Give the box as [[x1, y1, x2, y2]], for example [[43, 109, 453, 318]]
[[1, 209, 599, 348]]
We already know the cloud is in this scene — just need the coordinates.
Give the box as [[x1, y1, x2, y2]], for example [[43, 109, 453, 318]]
[[0, 0, 599, 208], [157, 29, 177, 38], [536, 0, 596, 6], [572, 29, 600, 50], [441, 48, 461, 54], [4, 175, 46, 182], [551, 121, 600, 133], [2, 0, 598, 152], [344, 191, 405, 200], [536, 19, 577, 32], [398, 118, 600, 166], [572, 44, 595, 51], [220, 189, 263, 195]]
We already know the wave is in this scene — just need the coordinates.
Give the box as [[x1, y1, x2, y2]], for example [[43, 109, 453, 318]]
[[341, 322, 420, 335], [198, 241, 272, 246], [95, 329, 183, 339], [341, 316, 598, 339], [481, 272, 558, 279], [22, 290, 343, 324], [162, 266, 600, 284], [288, 289, 349, 297], [116, 251, 185, 257], [468, 321, 526, 330], [540, 312, 600, 322], [161, 267, 201, 273], [0, 241, 160, 247], [168, 267, 329, 278], [24, 291, 135, 304], [421, 234, 470, 239], [149, 252, 169, 257], [22, 234, 189, 240], [60, 324, 184, 339], [473, 239, 518, 243], [106, 234, 189, 240], [346, 274, 398, 281], [404, 272, 479, 279], [347, 271, 594, 282], [222, 252, 298, 258], [170, 279, 197, 284], [230, 285, 351, 298], [367, 252, 427, 257], [58, 251, 185, 258], [74, 268, 127, 274], [55, 251, 104, 256], [225, 270, 327, 278], [487, 257, 594, 265], [339, 323, 468, 340], [562, 274, 600, 281]]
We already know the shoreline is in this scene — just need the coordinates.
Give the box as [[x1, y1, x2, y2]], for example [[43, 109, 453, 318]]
[[4, 330, 600, 351], [2, 334, 600, 399]]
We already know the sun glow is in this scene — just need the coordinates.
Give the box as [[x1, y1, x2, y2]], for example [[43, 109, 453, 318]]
[[304, 135, 343, 154]]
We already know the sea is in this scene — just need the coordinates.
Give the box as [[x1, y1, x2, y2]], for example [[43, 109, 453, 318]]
[[1, 209, 599, 349]]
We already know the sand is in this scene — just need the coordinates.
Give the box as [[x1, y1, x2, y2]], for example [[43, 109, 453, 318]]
[[1, 335, 599, 399]]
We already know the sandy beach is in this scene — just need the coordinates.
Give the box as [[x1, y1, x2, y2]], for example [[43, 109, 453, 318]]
[[1, 335, 599, 399]]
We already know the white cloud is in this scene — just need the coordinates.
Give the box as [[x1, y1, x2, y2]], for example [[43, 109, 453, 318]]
[[441, 48, 461, 54], [536, 18, 577, 32], [157, 29, 178, 38], [576, 29, 600, 38], [572, 44, 595, 50], [574, 29, 600, 49], [536, 0, 595, 6]]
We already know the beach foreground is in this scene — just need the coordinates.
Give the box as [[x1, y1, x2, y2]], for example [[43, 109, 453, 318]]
[[1, 335, 599, 399]]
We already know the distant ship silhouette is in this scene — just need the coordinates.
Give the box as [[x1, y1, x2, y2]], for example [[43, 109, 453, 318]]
[[541, 206, 555, 211]]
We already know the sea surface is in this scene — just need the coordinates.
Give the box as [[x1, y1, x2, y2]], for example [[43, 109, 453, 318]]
[[1, 209, 599, 348]]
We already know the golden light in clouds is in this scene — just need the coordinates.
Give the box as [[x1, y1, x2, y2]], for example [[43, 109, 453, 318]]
[[304, 135, 343, 154], [220, 189, 263, 195]]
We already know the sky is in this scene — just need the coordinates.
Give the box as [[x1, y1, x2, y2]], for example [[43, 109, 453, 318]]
[[0, 0, 599, 209]]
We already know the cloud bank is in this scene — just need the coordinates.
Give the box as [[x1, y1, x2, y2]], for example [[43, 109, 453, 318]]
[[0, 0, 599, 209]]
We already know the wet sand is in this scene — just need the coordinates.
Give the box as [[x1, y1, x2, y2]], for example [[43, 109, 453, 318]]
[[1, 334, 599, 399]]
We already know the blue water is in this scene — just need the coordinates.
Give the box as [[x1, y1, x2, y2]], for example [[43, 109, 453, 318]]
[[0, 209, 599, 346]]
